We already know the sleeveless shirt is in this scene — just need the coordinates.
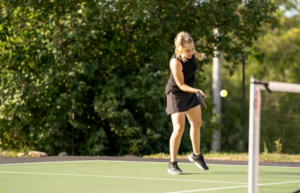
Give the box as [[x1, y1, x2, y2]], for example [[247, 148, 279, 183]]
[[166, 53, 198, 94], [164, 53, 200, 115]]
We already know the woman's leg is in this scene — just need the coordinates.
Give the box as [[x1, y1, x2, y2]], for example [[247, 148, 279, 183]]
[[185, 105, 209, 171], [170, 112, 186, 162], [185, 105, 202, 155]]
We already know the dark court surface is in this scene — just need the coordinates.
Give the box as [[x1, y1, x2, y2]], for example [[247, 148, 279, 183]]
[[0, 155, 299, 167]]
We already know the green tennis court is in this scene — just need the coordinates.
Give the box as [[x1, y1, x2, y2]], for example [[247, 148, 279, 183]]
[[0, 160, 299, 193]]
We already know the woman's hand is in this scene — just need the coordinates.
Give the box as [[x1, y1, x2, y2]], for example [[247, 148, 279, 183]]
[[197, 90, 206, 98], [198, 53, 207, 61]]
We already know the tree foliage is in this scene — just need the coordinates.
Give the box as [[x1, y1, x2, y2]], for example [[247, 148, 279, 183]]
[[208, 7, 300, 152], [0, 0, 277, 155]]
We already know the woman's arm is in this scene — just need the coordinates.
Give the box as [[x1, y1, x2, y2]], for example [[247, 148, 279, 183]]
[[170, 59, 206, 97], [194, 50, 207, 61]]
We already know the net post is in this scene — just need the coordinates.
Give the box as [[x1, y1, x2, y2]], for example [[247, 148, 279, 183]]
[[242, 54, 246, 153], [248, 75, 261, 193], [254, 83, 261, 192]]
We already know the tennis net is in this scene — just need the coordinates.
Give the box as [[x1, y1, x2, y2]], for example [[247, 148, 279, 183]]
[[248, 76, 300, 193]]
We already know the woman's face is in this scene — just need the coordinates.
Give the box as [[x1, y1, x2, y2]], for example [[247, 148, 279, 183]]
[[181, 42, 195, 59]]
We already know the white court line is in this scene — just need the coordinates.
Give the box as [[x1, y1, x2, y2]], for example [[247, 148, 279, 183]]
[[259, 180, 300, 186], [0, 160, 115, 166], [166, 180, 300, 193], [167, 185, 249, 193], [0, 159, 299, 168], [0, 171, 248, 185], [0, 160, 237, 166]]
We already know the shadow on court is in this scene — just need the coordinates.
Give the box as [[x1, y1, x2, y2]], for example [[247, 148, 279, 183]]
[[259, 172, 300, 176], [209, 171, 248, 175], [179, 173, 203, 175]]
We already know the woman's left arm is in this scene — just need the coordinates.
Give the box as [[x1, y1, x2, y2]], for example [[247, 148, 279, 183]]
[[194, 50, 207, 61]]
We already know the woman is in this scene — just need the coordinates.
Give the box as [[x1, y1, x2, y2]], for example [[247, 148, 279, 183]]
[[164, 31, 209, 174]]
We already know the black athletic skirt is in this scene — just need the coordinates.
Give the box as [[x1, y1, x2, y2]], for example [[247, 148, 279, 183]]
[[164, 86, 200, 115]]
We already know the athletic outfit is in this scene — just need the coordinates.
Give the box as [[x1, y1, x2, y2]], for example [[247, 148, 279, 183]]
[[165, 53, 209, 174], [164, 53, 200, 115]]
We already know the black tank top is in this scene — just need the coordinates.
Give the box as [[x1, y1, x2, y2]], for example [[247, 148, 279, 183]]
[[166, 53, 198, 94]]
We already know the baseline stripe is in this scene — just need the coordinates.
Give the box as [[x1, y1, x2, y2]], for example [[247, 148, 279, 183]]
[[259, 180, 300, 186], [167, 180, 300, 193], [0, 171, 247, 185], [166, 185, 248, 193], [0, 160, 298, 168]]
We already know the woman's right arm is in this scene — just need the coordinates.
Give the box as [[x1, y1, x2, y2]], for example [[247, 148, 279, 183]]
[[170, 59, 205, 97]]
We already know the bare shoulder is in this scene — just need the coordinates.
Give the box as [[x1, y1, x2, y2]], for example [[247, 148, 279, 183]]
[[170, 58, 182, 70]]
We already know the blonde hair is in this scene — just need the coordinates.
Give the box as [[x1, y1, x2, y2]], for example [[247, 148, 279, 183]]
[[174, 31, 194, 62]]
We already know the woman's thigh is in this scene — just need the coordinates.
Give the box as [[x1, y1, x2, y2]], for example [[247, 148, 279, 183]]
[[185, 105, 202, 127], [171, 112, 186, 130]]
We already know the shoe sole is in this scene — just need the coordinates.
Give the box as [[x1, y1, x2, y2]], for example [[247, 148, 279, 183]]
[[188, 155, 208, 171], [167, 169, 182, 175]]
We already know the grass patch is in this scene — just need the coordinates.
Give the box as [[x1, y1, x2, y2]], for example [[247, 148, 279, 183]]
[[2, 149, 299, 162], [0, 147, 33, 158], [143, 152, 300, 162]]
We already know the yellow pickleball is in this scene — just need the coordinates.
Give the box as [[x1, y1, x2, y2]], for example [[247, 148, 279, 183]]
[[220, 90, 228, 97]]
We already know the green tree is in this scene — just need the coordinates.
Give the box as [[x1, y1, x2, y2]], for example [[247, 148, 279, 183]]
[[0, 0, 277, 155], [205, 6, 300, 152]]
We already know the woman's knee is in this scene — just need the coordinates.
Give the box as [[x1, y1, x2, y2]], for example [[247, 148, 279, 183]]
[[173, 124, 185, 136], [191, 119, 202, 129], [198, 118, 202, 127]]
